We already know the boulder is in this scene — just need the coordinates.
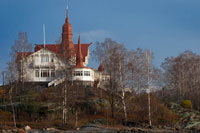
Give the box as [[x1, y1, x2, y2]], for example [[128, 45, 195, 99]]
[[46, 128, 56, 131], [131, 127, 138, 132], [6, 130, 12, 133], [24, 125, 31, 131], [12, 129, 18, 133], [18, 129, 26, 133], [1, 130, 6, 133]]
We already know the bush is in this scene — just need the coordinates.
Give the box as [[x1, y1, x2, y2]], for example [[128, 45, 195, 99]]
[[0, 109, 12, 122], [126, 94, 178, 125], [52, 119, 62, 127], [98, 100, 107, 108], [181, 100, 192, 109]]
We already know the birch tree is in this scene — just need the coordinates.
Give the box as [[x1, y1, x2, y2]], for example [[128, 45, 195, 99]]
[[117, 46, 128, 124], [92, 38, 122, 118], [144, 49, 153, 127], [161, 50, 200, 109], [8, 32, 32, 92], [5, 62, 17, 128], [93, 38, 129, 122]]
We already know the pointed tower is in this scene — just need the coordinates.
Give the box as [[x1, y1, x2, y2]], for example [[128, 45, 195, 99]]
[[59, 7, 74, 56], [76, 35, 84, 68], [98, 63, 104, 74]]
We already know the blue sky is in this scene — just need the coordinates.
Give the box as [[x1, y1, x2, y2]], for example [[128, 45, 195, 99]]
[[1, 0, 200, 84]]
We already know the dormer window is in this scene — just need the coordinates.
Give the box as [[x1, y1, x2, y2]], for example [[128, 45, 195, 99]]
[[41, 55, 49, 62]]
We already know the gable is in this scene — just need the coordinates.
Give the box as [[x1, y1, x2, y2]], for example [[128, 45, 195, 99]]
[[35, 44, 60, 53], [34, 44, 91, 61]]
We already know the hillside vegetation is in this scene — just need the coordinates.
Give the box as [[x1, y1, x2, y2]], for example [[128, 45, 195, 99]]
[[0, 83, 178, 130]]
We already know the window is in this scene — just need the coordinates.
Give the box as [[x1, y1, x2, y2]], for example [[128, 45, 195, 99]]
[[35, 70, 39, 77], [84, 71, 90, 76], [41, 55, 49, 62], [74, 71, 83, 76], [102, 76, 109, 81], [51, 70, 55, 77], [41, 70, 49, 77], [50, 54, 54, 62]]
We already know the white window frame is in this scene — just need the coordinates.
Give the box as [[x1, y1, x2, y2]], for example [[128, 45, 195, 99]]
[[84, 71, 90, 76]]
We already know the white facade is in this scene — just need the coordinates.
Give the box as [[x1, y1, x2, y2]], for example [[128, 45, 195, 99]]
[[19, 47, 110, 87], [20, 48, 96, 82], [21, 48, 63, 82], [72, 68, 95, 82]]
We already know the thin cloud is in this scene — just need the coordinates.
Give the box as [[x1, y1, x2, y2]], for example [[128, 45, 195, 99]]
[[75, 30, 114, 43]]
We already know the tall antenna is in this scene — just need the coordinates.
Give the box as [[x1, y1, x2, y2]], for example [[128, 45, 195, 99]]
[[43, 24, 46, 48]]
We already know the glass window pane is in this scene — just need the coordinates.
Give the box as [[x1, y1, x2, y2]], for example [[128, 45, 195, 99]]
[[51, 70, 55, 77], [84, 71, 90, 76], [35, 70, 39, 77], [41, 70, 50, 77], [41, 55, 49, 62]]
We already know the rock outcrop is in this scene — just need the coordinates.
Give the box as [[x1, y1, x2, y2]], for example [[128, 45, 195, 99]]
[[169, 102, 200, 131]]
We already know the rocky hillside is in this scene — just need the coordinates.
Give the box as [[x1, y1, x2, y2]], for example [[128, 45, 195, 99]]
[[169, 102, 200, 131]]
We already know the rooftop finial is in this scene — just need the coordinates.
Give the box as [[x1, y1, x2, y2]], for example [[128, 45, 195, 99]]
[[66, 5, 68, 18], [78, 32, 81, 44]]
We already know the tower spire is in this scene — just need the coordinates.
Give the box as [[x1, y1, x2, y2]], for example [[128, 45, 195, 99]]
[[59, 6, 74, 55], [76, 34, 84, 68], [66, 5, 68, 18], [65, 6, 69, 23]]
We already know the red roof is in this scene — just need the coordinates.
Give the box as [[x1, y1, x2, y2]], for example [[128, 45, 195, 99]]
[[34, 44, 91, 62], [98, 64, 104, 73], [74, 44, 90, 62], [34, 44, 60, 53], [75, 35, 85, 68], [17, 52, 33, 61]]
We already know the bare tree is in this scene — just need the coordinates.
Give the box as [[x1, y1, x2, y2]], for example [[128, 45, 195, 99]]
[[9, 85, 16, 128], [93, 38, 129, 122], [5, 62, 17, 128], [56, 56, 73, 126], [144, 49, 153, 127], [92, 38, 123, 118], [117, 47, 128, 124], [1, 71, 6, 86], [8, 32, 32, 92], [161, 50, 200, 109]]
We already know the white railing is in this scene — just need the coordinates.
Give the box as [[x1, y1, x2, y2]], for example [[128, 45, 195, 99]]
[[48, 77, 65, 87]]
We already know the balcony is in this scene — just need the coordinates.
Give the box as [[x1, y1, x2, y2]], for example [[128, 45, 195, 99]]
[[34, 61, 55, 67]]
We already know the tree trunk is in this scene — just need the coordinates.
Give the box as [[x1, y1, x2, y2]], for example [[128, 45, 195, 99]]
[[62, 81, 67, 126], [119, 61, 127, 124], [122, 90, 127, 124], [148, 92, 151, 127], [9, 86, 16, 128], [75, 111, 78, 127]]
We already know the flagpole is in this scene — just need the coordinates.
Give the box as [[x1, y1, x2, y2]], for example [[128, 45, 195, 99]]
[[43, 24, 46, 48]]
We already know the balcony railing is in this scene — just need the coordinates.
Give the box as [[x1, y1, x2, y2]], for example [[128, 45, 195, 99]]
[[34, 61, 55, 67]]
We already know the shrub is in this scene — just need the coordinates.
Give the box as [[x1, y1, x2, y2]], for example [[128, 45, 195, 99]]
[[52, 119, 62, 127], [98, 100, 107, 108], [126, 94, 178, 125], [0, 109, 12, 122], [181, 100, 192, 109]]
